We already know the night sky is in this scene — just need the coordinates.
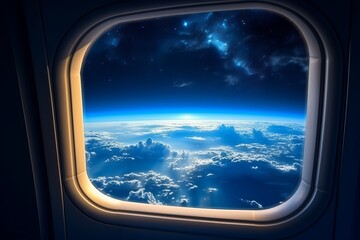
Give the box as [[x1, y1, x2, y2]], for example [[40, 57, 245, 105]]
[[81, 9, 308, 122]]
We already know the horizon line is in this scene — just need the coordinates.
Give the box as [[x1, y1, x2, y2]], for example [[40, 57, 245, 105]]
[[83, 112, 306, 123]]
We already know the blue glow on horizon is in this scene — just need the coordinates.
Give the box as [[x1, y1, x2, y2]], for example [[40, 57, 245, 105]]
[[84, 110, 306, 123]]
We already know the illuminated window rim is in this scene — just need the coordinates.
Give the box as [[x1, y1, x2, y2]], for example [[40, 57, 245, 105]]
[[65, 1, 319, 222], [55, 0, 340, 234]]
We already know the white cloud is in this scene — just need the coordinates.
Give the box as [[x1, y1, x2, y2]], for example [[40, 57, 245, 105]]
[[173, 81, 193, 88], [270, 55, 308, 72], [241, 199, 263, 209], [273, 162, 302, 172], [127, 188, 162, 205], [186, 136, 206, 141], [207, 188, 218, 193], [86, 121, 305, 209], [179, 198, 189, 207], [188, 185, 198, 190], [91, 171, 181, 205], [84, 131, 114, 142]]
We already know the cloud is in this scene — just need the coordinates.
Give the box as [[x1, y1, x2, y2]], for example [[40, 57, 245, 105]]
[[214, 124, 242, 145], [168, 145, 302, 208], [185, 136, 206, 141], [269, 55, 308, 72], [267, 124, 304, 135], [251, 128, 270, 144], [84, 131, 114, 142], [224, 75, 239, 86], [86, 136, 172, 175], [86, 121, 304, 209], [188, 185, 198, 190], [91, 176, 141, 198], [123, 138, 171, 162], [91, 171, 180, 205], [173, 81, 193, 88], [232, 59, 255, 75], [132, 122, 274, 150], [207, 187, 218, 193], [180, 198, 189, 207], [127, 188, 162, 205], [240, 199, 263, 209]]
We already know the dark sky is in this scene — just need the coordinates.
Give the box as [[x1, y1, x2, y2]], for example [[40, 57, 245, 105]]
[[81, 9, 308, 121]]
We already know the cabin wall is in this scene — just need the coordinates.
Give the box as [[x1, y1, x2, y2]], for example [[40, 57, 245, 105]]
[[1, 0, 359, 239], [0, 11, 40, 240]]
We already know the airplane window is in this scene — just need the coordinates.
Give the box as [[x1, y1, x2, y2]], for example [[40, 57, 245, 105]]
[[81, 9, 308, 210]]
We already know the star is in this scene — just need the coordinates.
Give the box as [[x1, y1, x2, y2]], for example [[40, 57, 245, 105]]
[[110, 38, 119, 47]]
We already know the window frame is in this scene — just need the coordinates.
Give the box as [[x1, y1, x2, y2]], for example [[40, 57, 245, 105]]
[[54, 1, 341, 238]]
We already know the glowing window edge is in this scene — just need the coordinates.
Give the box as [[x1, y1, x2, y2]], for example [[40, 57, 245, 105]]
[[55, 2, 330, 226]]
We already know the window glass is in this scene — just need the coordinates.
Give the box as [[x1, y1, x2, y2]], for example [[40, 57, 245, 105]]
[[81, 9, 308, 209]]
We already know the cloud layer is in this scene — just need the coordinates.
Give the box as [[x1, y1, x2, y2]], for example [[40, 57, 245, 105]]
[[86, 120, 304, 209]]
